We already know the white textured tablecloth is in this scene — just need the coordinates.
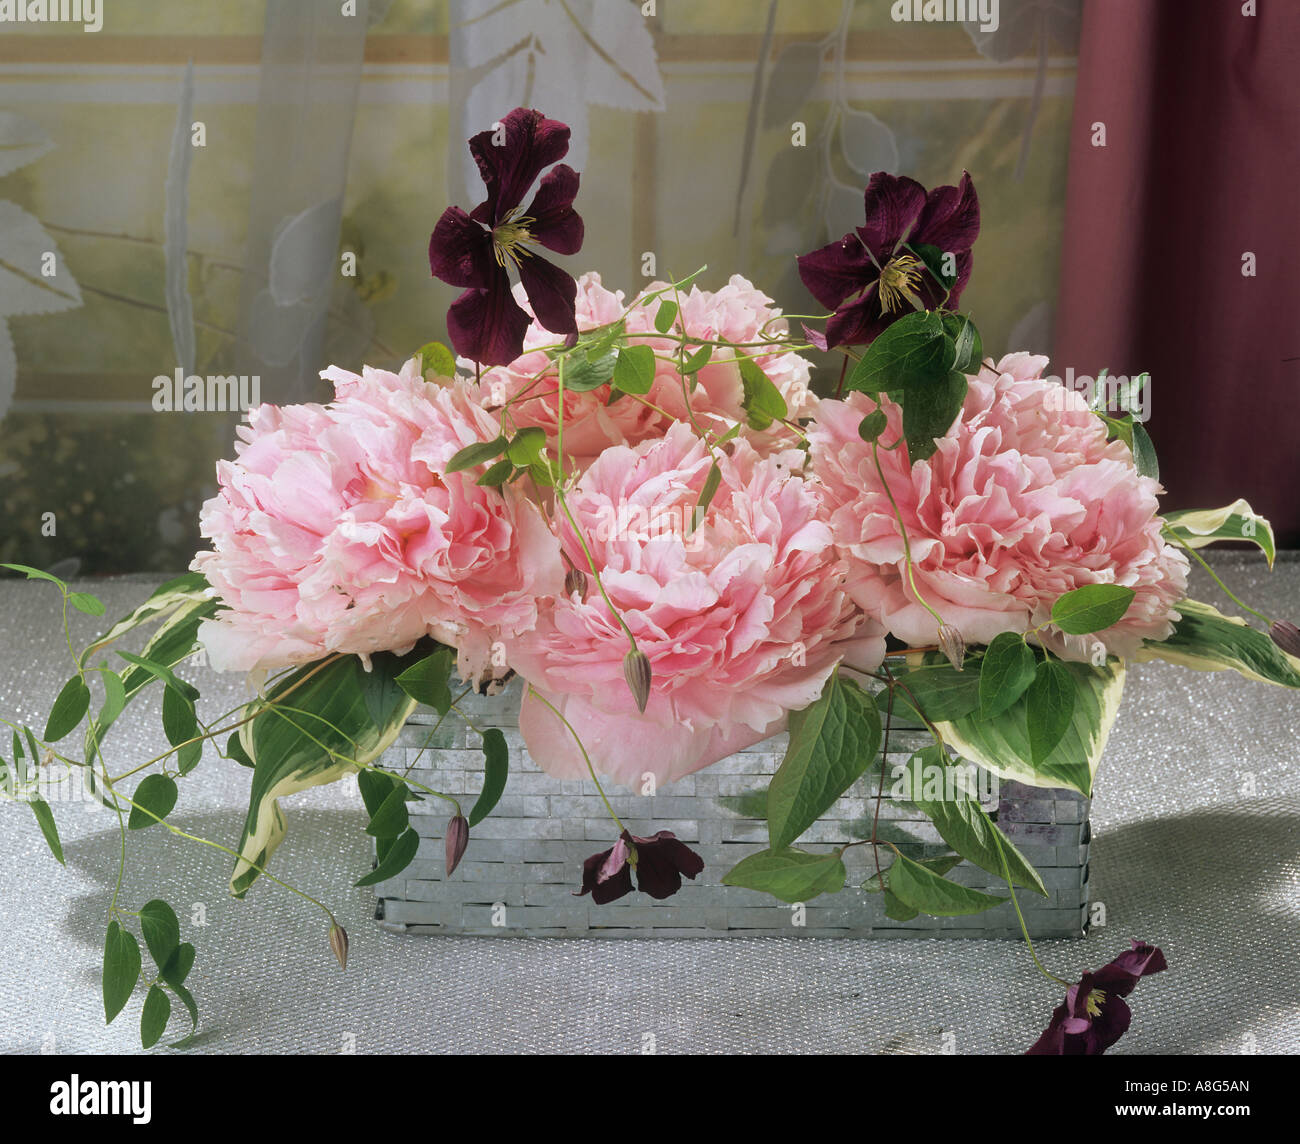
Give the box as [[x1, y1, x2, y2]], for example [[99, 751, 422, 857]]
[[1, 555, 1297, 1055]]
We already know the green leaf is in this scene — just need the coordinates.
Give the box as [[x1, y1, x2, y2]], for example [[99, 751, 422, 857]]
[[736, 357, 788, 431], [978, 631, 1037, 719], [1137, 598, 1300, 687], [721, 847, 846, 903], [1051, 584, 1136, 635], [563, 350, 618, 392], [175, 739, 202, 776], [356, 825, 420, 887], [898, 747, 1047, 895], [23, 726, 40, 770], [528, 457, 558, 488], [226, 732, 253, 768], [903, 368, 966, 462], [887, 852, 1006, 916], [28, 797, 64, 864], [908, 242, 957, 290], [138, 899, 180, 971], [161, 942, 195, 989], [654, 299, 678, 333], [879, 660, 980, 723], [394, 646, 454, 715], [140, 985, 171, 1049], [1026, 659, 1077, 764], [168, 981, 199, 1046], [68, 592, 106, 616], [1164, 500, 1275, 567], [844, 310, 952, 394], [580, 320, 626, 361], [365, 784, 411, 838], [231, 649, 421, 897], [0, 561, 66, 586], [162, 684, 198, 748], [128, 773, 178, 830], [883, 890, 919, 921], [857, 409, 888, 442], [863, 853, 960, 892], [115, 651, 199, 702], [935, 658, 1125, 796], [612, 344, 656, 394], [468, 727, 509, 827], [505, 426, 547, 467], [45, 676, 90, 742], [942, 313, 983, 373], [690, 462, 723, 533], [358, 767, 400, 818], [477, 458, 515, 487], [103, 921, 141, 1023], [683, 344, 712, 372], [1130, 421, 1159, 480], [94, 667, 127, 727], [767, 671, 882, 850], [415, 340, 457, 378], [445, 436, 507, 474]]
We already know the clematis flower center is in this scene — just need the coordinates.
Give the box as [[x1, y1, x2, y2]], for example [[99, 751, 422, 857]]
[[877, 253, 925, 314], [492, 206, 537, 268], [1084, 988, 1107, 1018]]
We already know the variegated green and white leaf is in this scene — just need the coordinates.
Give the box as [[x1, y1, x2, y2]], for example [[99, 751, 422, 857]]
[[1137, 598, 1300, 687], [82, 571, 213, 667], [83, 579, 217, 752], [230, 648, 425, 898], [933, 659, 1125, 797], [80, 574, 219, 804], [1163, 500, 1275, 567]]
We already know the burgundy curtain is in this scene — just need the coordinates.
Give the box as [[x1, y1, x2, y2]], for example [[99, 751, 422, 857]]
[[1054, 0, 1300, 546]]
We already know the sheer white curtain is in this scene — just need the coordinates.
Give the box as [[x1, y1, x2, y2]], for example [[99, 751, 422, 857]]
[[235, 0, 372, 402]]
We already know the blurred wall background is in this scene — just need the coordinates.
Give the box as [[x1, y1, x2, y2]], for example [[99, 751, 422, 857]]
[[0, 0, 1080, 573]]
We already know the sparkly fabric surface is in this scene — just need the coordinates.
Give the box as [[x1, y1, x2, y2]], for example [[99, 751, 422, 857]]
[[1, 556, 1297, 1055]]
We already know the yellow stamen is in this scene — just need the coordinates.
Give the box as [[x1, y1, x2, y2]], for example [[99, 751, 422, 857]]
[[492, 206, 538, 269], [1084, 988, 1107, 1018], [877, 253, 925, 314]]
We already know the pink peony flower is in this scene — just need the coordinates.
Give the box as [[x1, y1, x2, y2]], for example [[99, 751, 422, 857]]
[[192, 358, 564, 677], [807, 353, 1188, 661], [472, 273, 816, 469], [508, 422, 883, 787]]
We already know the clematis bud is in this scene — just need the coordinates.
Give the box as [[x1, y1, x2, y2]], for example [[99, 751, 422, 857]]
[[564, 566, 588, 600], [623, 648, 652, 713], [445, 814, 469, 876], [1269, 621, 1300, 658], [329, 921, 348, 971], [937, 624, 966, 672]]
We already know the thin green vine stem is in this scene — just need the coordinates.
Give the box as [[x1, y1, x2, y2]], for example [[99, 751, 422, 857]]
[[525, 685, 625, 834], [990, 830, 1072, 988], [403, 683, 474, 777], [548, 350, 637, 648], [115, 788, 337, 924], [869, 437, 945, 628], [1167, 529, 1273, 625]]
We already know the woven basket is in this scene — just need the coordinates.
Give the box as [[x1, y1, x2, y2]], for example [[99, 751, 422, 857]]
[[371, 681, 1090, 938]]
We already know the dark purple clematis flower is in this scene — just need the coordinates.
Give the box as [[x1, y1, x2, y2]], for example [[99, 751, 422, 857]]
[[797, 170, 979, 350], [429, 107, 585, 367], [1026, 940, 1168, 1055], [577, 830, 705, 904]]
